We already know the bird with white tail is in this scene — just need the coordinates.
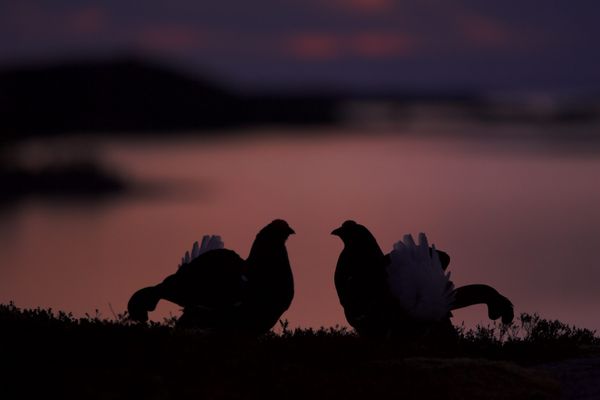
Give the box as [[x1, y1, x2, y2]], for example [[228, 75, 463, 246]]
[[332, 220, 513, 338]]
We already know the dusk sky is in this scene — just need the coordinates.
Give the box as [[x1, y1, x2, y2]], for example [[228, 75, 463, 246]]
[[2, 0, 599, 92], [2, 1, 600, 333]]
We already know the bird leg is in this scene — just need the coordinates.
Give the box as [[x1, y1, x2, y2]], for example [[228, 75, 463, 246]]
[[451, 284, 514, 324]]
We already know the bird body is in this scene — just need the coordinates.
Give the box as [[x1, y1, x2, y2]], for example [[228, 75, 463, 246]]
[[333, 226, 392, 336], [128, 220, 295, 335], [332, 220, 513, 338]]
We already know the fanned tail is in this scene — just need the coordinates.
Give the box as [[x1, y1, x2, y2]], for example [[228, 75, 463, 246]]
[[387, 232, 455, 321], [178, 235, 224, 268]]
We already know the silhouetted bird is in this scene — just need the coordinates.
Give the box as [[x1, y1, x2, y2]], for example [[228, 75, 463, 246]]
[[128, 219, 295, 334], [332, 220, 514, 338]]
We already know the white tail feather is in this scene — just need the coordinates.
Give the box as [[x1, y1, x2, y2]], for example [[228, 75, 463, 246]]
[[386, 233, 455, 321], [178, 235, 224, 268]]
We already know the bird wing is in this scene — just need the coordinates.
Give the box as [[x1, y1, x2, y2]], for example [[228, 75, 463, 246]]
[[170, 248, 247, 309], [179, 235, 225, 268], [387, 233, 455, 321]]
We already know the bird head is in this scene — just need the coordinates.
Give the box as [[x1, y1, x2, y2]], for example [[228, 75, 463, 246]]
[[331, 220, 379, 249], [257, 219, 295, 242]]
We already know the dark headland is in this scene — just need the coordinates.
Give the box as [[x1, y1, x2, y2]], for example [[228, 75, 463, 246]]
[[2, 56, 597, 141]]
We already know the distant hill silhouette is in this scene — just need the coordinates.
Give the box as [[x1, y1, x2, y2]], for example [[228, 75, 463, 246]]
[[0, 160, 128, 204], [2, 56, 597, 141], [0, 57, 339, 139]]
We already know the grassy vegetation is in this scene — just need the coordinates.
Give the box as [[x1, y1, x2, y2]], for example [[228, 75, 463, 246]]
[[1, 302, 598, 399]]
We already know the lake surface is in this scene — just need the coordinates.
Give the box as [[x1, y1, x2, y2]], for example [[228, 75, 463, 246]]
[[2, 124, 600, 331]]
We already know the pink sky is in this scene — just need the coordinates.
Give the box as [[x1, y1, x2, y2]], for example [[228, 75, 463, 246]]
[[1, 0, 597, 91]]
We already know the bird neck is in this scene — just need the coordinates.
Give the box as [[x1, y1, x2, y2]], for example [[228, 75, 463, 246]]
[[343, 239, 385, 261]]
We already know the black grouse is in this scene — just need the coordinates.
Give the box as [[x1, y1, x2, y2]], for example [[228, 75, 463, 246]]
[[127, 219, 295, 334], [332, 220, 514, 338]]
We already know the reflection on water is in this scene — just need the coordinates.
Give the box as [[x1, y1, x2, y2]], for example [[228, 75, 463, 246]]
[[1, 127, 600, 331]]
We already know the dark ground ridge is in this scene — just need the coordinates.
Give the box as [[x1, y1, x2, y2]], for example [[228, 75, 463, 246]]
[[2, 303, 599, 399]]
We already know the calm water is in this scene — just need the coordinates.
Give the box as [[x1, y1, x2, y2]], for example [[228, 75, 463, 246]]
[[2, 126, 600, 331]]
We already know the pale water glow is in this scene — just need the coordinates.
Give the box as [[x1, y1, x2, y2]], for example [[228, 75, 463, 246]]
[[1, 129, 599, 331]]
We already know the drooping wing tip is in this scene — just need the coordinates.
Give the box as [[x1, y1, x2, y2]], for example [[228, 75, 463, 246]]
[[488, 294, 515, 324]]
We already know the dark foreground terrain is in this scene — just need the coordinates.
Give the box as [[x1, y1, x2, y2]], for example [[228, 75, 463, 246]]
[[1, 303, 598, 400]]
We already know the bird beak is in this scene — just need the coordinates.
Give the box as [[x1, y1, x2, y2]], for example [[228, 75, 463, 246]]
[[288, 227, 296, 235], [331, 227, 342, 236]]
